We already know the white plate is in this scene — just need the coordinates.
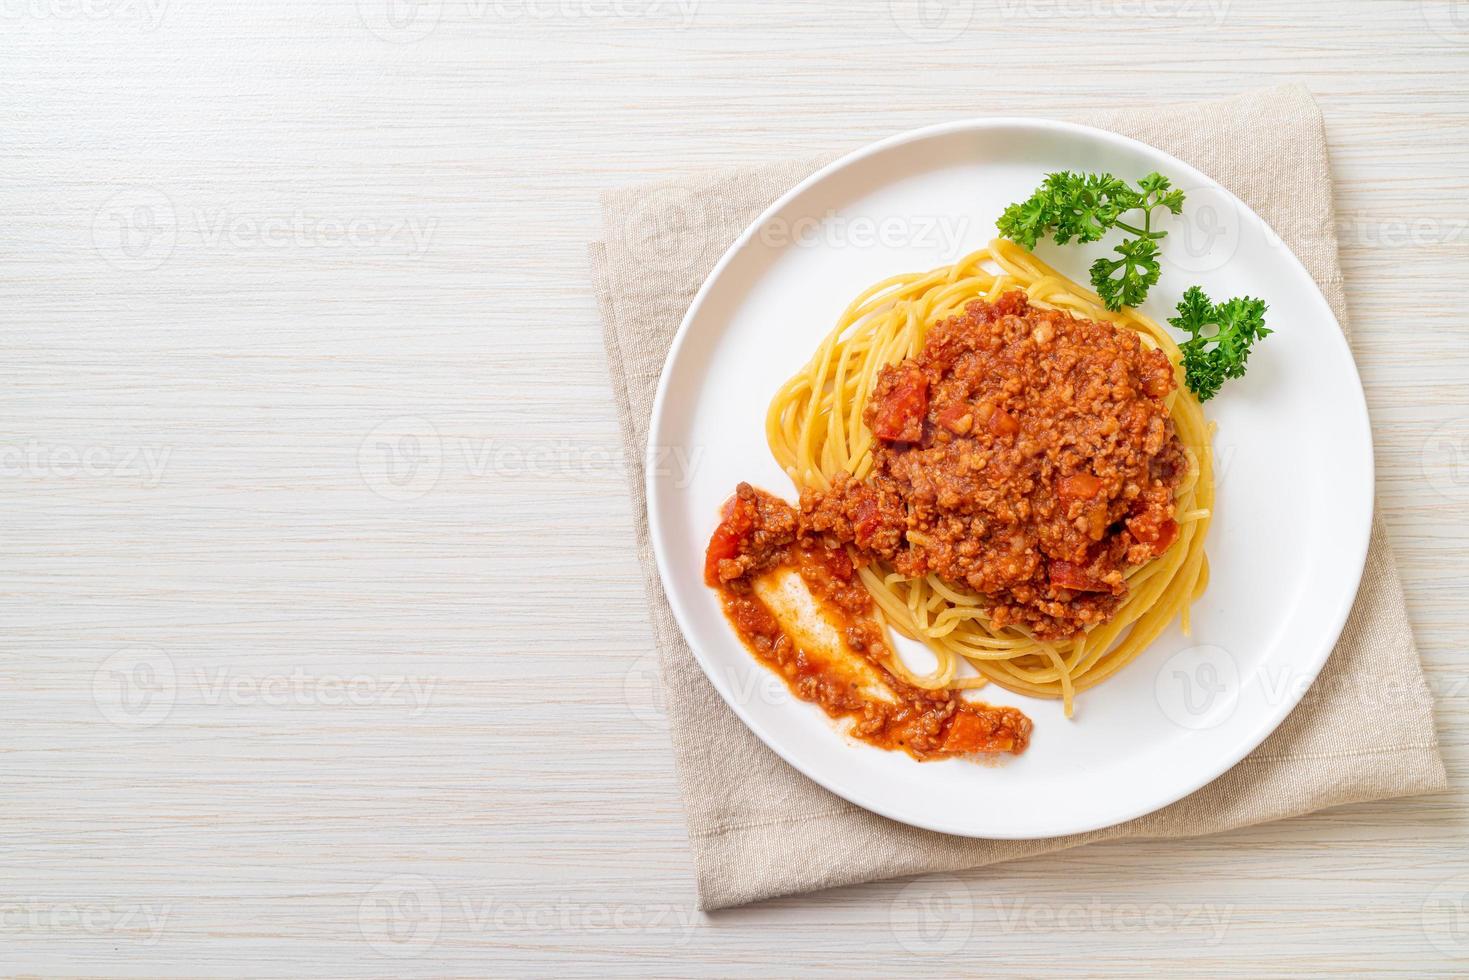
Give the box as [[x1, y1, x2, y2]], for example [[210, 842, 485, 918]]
[[644, 119, 1373, 839]]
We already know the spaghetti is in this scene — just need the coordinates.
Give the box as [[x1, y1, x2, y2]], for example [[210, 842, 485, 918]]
[[764, 238, 1213, 716]]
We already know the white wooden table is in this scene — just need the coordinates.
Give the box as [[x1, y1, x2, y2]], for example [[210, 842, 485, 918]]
[[3, 1, 1467, 975]]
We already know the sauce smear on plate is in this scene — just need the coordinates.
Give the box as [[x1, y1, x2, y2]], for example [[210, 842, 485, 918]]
[[705, 483, 1032, 759]]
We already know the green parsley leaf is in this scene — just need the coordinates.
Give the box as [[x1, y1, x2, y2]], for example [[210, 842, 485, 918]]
[[1168, 286, 1272, 401], [1089, 235, 1161, 311], [997, 171, 1185, 311]]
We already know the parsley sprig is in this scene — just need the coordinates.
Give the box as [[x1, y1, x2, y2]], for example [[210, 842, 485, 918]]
[[997, 171, 1184, 311], [996, 171, 1272, 401], [1168, 287, 1271, 402]]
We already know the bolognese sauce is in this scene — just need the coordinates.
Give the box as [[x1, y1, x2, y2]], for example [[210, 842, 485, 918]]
[[704, 291, 1187, 758], [705, 483, 1032, 759], [803, 291, 1186, 638]]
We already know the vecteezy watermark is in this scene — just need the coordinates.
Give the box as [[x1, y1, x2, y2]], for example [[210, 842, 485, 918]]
[[357, 0, 699, 43], [1154, 652, 1455, 732], [619, 185, 709, 274], [1181, 438, 1238, 489], [623, 653, 668, 731], [888, 0, 976, 42], [93, 648, 438, 728], [994, 0, 1230, 25], [1256, 666, 1445, 712], [1248, 210, 1469, 257], [0, 0, 170, 30], [192, 667, 436, 716], [893, 876, 1235, 950], [358, 0, 442, 42], [0, 440, 172, 486], [991, 897, 1233, 942], [0, 901, 170, 945], [92, 186, 438, 271], [92, 186, 178, 272], [1154, 644, 1239, 730], [1422, 0, 1469, 43], [358, 877, 698, 957], [356, 417, 701, 502], [624, 654, 793, 731], [360, 875, 443, 958], [480, 0, 698, 24], [466, 437, 699, 488], [1422, 417, 1469, 504], [193, 209, 436, 257], [1336, 212, 1469, 248], [756, 211, 972, 257], [459, 896, 698, 940], [358, 416, 444, 502], [1159, 183, 1245, 276], [92, 645, 178, 729], [890, 875, 973, 954], [1423, 873, 1469, 957]]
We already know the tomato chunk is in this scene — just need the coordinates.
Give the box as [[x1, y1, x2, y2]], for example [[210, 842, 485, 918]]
[[1058, 472, 1102, 501], [851, 490, 882, 547], [987, 409, 1019, 437], [941, 710, 1014, 755], [1048, 560, 1108, 593], [935, 402, 973, 434], [1128, 515, 1179, 556], [704, 493, 756, 584], [869, 366, 928, 442], [1153, 518, 1179, 554]]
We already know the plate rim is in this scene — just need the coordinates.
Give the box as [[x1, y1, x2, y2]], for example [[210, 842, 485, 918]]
[[643, 115, 1375, 839]]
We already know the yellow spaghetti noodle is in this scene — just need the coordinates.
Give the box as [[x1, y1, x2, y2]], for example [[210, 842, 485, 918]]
[[765, 238, 1213, 716]]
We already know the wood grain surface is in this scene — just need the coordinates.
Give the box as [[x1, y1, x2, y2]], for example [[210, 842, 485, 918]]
[[2, 1, 1466, 975]]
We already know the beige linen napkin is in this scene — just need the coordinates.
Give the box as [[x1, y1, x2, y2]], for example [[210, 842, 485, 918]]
[[590, 85, 1447, 911]]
